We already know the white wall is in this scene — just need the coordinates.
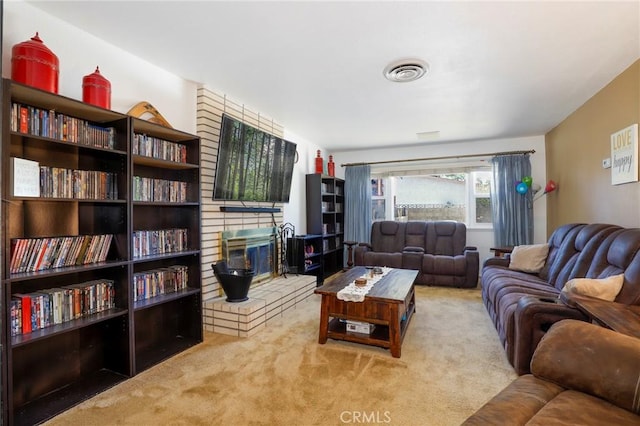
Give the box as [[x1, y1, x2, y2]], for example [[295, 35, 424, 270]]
[[331, 135, 547, 266], [281, 129, 322, 235]]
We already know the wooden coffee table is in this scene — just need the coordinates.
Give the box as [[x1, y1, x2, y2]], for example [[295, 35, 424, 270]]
[[314, 267, 418, 358]]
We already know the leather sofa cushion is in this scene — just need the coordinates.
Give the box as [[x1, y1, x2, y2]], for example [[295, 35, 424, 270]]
[[425, 221, 465, 255], [405, 221, 427, 249], [361, 252, 403, 268], [422, 254, 467, 276], [532, 320, 640, 414], [371, 221, 406, 253], [527, 390, 640, 425]]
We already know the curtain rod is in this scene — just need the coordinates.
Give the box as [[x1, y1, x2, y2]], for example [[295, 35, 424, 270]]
[[340, 149, 535, 167]]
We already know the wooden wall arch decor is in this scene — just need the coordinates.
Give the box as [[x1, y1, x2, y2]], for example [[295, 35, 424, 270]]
[[127, 101, 173, 128]]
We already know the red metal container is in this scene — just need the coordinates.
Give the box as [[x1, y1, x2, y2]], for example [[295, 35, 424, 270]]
[[315, 150, 324, 174], [11, 32, 59, 93], [82, 66, 111, 109], [327, 155, 335, 177]]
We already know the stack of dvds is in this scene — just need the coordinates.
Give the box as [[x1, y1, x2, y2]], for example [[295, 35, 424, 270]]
[[10, 279, 115, 336], [9, 234, 113, 274], [132, 265, 189, 302], [133, 133, 187, 163], [10, 102, 115, 148]]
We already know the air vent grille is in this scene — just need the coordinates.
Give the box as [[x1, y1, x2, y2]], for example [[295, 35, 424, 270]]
[[383, 59, 429, 83]]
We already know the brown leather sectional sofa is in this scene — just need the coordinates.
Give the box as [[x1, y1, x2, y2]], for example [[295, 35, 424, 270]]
[[354, 220, 479, 288], [481, 223, 640, 375], [463, 319, 640, 425]]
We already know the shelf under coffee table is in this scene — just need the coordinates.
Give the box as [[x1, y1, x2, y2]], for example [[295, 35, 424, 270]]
[[314, 267, 418, 358]]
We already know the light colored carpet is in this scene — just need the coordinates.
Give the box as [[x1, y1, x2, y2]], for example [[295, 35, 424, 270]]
[[44, 286, 517, 425]]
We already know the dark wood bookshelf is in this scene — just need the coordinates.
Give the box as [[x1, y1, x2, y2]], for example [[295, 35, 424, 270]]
[[305, 174, 346, 283], [13, 369, 128, 426], [133, 287, 201, 311], [1, 79, 203, 425], [11, 308, 128, 347]]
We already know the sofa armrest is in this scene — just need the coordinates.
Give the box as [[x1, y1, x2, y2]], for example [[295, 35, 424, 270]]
[[483, 257, 510, 268], [354, 243, 372, 266], [463, 249, 480, 288], [513, 296, 589, 375], [532, 319, 640, 414]]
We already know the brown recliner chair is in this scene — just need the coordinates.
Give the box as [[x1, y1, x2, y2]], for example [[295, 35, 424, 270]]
[[354, 221, 479, 288], [463, 320, 640, 425]]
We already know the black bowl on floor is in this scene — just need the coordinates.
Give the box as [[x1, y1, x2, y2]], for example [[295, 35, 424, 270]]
[[212, 261, 255, 302]]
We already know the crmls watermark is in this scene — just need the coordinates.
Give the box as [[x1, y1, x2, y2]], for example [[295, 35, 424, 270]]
[[340, 411, 392, 424]]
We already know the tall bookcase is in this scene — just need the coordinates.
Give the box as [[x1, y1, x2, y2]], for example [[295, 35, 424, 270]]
[[1, 79, 202, 425], [305, 174, 345, 282]]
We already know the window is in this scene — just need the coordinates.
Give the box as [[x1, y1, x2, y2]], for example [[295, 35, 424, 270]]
[[372, 170, 493, 228], [371, 178, 386, 221], [469, 171, 492, 227]]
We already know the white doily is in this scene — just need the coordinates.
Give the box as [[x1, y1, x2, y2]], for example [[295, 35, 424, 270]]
[[337, 267, 392, 302]]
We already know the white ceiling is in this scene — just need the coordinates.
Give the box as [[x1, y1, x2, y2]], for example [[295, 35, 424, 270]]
[[26, 1, 640, 152]]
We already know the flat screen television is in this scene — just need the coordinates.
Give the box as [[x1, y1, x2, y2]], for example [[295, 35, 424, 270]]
[[213, 114, 297, 203]]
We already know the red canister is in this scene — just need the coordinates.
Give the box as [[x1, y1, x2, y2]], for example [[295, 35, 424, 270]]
[[315, 150, 324, 174], [83, 66, 111, 109], [11, 32, 59, 93]]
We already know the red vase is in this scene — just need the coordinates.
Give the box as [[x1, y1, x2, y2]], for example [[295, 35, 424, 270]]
[[83, 66, 111, 109], [315, 150, 324, 174], [11, 32, 59, 93], [328, 155, 335, 177]]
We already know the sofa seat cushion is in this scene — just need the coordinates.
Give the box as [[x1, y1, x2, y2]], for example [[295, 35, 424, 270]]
[[422, 254, 467, 276], [482, 266, 551, 310], [527, 390, 640, 426], [360, 252, 403, 268]]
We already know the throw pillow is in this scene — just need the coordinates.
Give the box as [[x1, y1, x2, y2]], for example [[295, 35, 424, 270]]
[[561, 274, 625, 302], [508, 243, 549, 273]]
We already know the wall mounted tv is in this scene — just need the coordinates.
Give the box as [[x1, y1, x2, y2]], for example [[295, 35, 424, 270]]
[[213, 114, 297, 203]]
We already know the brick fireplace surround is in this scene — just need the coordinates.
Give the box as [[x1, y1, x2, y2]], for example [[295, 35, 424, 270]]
[[197, 87, 318, 337], [203, 274, 316, 337]]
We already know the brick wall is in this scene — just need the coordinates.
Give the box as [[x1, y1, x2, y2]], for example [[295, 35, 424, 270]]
[[197, 88, 286, 303]]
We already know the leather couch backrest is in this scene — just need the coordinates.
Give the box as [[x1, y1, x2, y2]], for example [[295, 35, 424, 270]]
[[371, 221, 406, 253], [425, 221, 466, 256], [585, 228, 640, 305], [405, 221, 428, 250], [539, 223, 585, 282], [551, 224, 622, 290]]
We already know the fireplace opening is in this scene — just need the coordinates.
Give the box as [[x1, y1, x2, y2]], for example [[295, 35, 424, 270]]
[[221, 227, 278, 284]]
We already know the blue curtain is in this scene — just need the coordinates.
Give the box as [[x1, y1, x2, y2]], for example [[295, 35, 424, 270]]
[[345, 165, 372, 246], [491, 154, 533, 246]]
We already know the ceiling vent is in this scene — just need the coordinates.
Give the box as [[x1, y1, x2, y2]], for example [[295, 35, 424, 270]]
[[383, 59, 429, 83]]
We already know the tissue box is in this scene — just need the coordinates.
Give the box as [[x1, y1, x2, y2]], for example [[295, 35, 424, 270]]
[[346, 320, 375, 334]]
